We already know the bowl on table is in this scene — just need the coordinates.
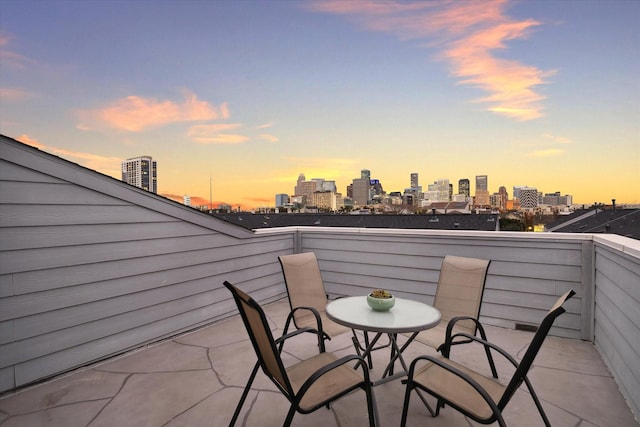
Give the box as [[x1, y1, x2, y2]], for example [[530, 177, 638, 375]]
[[367, 289, 395, 311]]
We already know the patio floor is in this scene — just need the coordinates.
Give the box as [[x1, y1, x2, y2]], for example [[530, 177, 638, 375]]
[[0, 299, 637, 427]]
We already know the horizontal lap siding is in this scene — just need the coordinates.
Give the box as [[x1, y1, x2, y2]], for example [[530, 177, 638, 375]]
[[301, 230, 585, 339], [594, 244, 640, 419], [0, 139, 293, 392]]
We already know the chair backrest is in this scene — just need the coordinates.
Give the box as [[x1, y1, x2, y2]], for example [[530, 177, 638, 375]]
[[433, 255, 491, 333], [499, 289, 576, 409], [223, 281, 292, 395], [278, 252, 329, 325]]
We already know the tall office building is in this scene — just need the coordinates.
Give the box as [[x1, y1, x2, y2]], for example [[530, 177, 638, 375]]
[[458, 179, 470, 197], [519, 187, 539, 209], [121, 156, 157, 193], [410, 173, 419, 189], [350, 169, 372, 206], [275, 193, 289, 207], [475, 175, 489, 206], [294, 173, 317, 206]]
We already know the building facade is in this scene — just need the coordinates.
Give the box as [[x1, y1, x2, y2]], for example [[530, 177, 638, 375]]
[[275, 193, 289, 207], [121, 156, 157, 193], [474, 175, 489, 207], [459, 178, 470, 197], [519, 187, 539, 209]]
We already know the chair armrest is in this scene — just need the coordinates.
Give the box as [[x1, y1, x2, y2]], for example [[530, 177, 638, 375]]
[[440, 316, 489, 351], [275, 326, 326, 353], [407, 355, 502, 420], [282, 306, 326, 352], [297, 354, 370, 397], [447, 332, 520, 369]]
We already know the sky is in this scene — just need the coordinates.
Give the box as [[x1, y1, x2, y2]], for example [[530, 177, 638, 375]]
[[1, 0, 639, 209]]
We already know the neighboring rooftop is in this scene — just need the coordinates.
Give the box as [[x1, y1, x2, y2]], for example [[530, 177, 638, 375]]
[[546, 207, 640, 240], [211, 212, 500, 231]]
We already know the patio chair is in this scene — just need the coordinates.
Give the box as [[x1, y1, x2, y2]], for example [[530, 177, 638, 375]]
[[223, 281, 376, 427], [279, 252, 386, 368], [400, 289, 576, 427], [278, 252, 350, 341], [412, 255, 498, 378]]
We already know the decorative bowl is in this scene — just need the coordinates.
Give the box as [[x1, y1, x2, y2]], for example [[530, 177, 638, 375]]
[[367, 292, 395, 311]]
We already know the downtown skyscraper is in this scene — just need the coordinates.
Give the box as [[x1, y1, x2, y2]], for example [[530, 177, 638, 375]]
[[121, 156, 157, 193]]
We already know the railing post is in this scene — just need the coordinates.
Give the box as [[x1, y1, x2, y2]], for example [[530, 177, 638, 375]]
[[581, 240, 595, 341], [294, 229, 302, 254]]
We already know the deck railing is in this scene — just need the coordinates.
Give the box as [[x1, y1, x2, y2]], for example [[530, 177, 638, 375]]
[[1, 225, 639, 417]]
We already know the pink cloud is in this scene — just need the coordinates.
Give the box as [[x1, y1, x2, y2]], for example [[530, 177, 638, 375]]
[[0, 33, 36, 69], [187, 123, 248, 144], [0, 87, 36, 102], [77, 93, 223, 132], [308, 0, 551, 121], [16, 134, 122, 175]]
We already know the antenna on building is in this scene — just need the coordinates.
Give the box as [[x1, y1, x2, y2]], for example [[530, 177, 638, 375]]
[[209, 175, 213, 211]]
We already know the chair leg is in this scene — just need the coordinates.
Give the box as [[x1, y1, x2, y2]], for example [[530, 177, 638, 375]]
[[523, 376, 552, 427], [284, 405, 297, 427], [364, 384, 376, 427], [400, 381, 413, 427], [476, 324, 499, 378], [229, 361, 260, 427]]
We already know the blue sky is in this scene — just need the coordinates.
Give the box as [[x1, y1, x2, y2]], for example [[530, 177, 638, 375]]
[[1, 0, 638, 208]]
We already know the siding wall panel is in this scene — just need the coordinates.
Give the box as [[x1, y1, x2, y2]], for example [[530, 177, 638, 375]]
[[593, 242, 640, 418]]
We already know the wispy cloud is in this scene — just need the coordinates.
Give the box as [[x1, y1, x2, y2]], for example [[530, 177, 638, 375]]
[[0, 32, 37, 69], [77, 92, 224, 132], [256, 122, 275, 129], [307, 0, 552, 121], [0, 87, 36, 102], [527, 148, 565, 158], [16, 134, 122, 175], [187, 123, 249, 144], [258, 134, 279, 143], [543, 133, 572, 144]]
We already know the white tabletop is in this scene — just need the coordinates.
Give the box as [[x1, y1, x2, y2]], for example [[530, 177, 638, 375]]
[[326, 296, 441, 334]]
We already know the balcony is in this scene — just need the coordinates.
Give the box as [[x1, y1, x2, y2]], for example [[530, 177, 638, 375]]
[[1, 136, 639, 425], [1, 225, 639, 426], [0, 291, 638, 426]]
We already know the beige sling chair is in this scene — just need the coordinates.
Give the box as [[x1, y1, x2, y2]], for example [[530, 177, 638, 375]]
[[412, 255, 498, 378], [278, 252, 389, 369], [401, 289, 575, 427], [223, 281, 375, 426]]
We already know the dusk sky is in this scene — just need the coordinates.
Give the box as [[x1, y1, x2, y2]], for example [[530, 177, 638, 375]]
[[1, 0, 638, 209]]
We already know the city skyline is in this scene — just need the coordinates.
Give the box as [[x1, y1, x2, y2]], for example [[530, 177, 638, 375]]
[[1, 1, 638, 209]]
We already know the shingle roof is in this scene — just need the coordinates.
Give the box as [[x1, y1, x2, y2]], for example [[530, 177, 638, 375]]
[[211, 212, 500, 231], [546, 208, 640, 240]]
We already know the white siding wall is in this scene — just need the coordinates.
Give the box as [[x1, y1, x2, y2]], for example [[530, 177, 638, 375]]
[[592, 236, 640, 419], [0, 137, 294, 392], [293, 228, 588, 339]]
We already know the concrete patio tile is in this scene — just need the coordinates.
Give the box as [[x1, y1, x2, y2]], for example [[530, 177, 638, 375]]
[[164, 386, 253, 427], [534, 335, 612, 376], [0, 400, 109, 427], [530, 364, 638, 426], [96, 340, 212, 373], [90, 370, 221, 427], [176, 315, 248, 348], [0, 369, 127, 414]]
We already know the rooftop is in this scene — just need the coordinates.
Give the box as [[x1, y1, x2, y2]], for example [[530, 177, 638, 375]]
[[0, 298, 637, 427], [546, 208, 640, 240], [212, 212, 500, 231]]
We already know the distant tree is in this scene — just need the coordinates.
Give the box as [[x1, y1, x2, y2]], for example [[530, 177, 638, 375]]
[[499, 217, 526, 231]]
